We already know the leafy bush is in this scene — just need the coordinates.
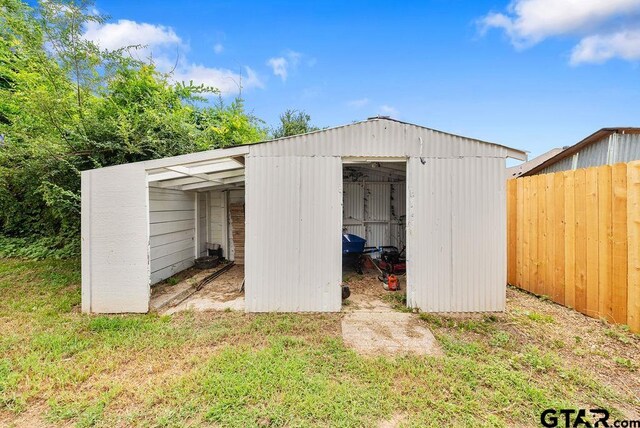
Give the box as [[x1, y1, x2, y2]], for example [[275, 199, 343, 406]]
[[0, 0, 267, 256], [0, 236, 79, 259]]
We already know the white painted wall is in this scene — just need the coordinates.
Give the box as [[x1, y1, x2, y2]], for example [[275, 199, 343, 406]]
[[197, 193, 207, 257], [209, 190, 225, 255], [148, 188, 195, 284], [81, 164, 150, 313], [245, 156, 342, 312]]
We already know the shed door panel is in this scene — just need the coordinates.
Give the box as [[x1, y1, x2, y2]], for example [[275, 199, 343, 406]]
[[245, 156, 342, 312], [407, 157, 506, 313]]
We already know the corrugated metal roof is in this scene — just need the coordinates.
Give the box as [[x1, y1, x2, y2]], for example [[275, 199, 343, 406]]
[[248, 117, 526, 159]]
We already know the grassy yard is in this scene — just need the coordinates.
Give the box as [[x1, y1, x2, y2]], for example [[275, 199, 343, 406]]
[[0, 258, 638, 427]]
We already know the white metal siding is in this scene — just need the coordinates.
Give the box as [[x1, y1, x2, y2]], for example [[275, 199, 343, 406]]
[[81, 165, 150, 313], [406, 157, 505, 312], [148, 188, 195, 284], [245, 156, 342, 312]]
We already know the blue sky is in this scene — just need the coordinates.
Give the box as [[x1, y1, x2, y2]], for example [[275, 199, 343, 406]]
[[83, 0, 639, 160]]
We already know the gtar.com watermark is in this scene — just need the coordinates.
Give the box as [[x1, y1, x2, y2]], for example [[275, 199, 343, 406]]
[[541, 409, 640, 427]]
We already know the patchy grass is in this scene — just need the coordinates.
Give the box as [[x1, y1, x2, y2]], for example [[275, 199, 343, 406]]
[[0, 259, 639, 427]]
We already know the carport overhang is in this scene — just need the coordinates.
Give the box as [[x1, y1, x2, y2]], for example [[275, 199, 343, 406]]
[[145, 146, 248, 191]]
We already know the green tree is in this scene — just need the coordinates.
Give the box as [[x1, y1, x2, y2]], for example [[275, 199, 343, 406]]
[[0, 0, 267, 257], [271, 109, 319, 138]]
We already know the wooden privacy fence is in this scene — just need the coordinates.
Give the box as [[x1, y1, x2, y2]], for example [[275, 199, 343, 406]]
[[507, 161, 640, 333]]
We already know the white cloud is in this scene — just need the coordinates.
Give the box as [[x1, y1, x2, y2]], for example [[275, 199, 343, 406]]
[[480, 0, 640, 47], [172, 65, 263, 93], [83, 19, 182, 53], [213, 43, 224, 54], [347, 98, 370, 108], [479, 0, 640, 64], [571, 29, 640, 63], [82, 20, 262, 95], [266, 50, 310, 81], [378, 105, 399, 117], [267, 57, 289, 81]]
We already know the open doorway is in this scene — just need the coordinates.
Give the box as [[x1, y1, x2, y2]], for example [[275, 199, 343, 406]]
[[341, 159, 407, 309]]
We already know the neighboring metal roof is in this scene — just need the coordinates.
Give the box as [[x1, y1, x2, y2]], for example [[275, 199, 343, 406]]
[[506, 148, 564, 178], [523, 127, 640, 176]]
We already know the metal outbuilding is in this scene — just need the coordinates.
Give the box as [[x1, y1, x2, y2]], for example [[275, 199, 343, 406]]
[[81, 117, 526, 314]]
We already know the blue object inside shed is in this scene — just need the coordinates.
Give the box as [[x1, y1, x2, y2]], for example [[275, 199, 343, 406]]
[[342, 233, 366, 254]]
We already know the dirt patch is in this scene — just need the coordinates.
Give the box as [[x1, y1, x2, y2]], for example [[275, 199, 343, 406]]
[[0, 403, 61, 428], [191, 265, 244, 302], [161, 265, 245, 314], [343, 270, 406, 311], [505, 287, 640, 407], [379, 413, 406, 428], [425, 286, 640, 416]]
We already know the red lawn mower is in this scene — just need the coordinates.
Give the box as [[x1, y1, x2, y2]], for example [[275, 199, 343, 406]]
[[377, 246, 406, 275]]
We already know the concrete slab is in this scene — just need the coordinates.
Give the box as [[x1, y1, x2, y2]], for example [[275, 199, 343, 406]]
[[341, 274, 441, 356], [342, 311, 441, 356]]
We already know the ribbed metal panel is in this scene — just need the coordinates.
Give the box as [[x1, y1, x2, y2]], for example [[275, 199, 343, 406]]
[[576, 136, 609, 169], [616, 133, 640, 163], [364, 223, 389, 248], [343, 224, 365, 238], [407, 157, 505, 312], [249, 119, 512, 159], [390, 223, 405, 249], [245, 156, 342, 312], [539, 133, 640, 175], [539, 156, 574, 174], [365, 183, 390, 221], [343, 182, 364, 224]]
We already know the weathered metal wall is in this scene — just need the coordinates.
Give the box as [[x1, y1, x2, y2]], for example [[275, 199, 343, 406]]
[[148, 187, 196, 284], [407, 156, 506, 312], [342, 180, 406, 249], [245, 156, 342, 312], [616, 133, 640, 163], [539, 133, 640, 174], [81, 164, 150, 313]]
